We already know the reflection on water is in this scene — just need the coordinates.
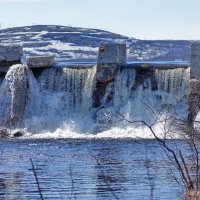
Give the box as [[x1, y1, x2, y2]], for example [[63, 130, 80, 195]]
[[0, 139, 182, 200]]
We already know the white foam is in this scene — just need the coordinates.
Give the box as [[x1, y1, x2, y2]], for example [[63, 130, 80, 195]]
[[40, 41, 98, 52], [24, 120, 183, 139]]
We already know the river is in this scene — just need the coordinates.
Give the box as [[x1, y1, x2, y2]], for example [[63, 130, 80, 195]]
[[0, 139, 183, 200]]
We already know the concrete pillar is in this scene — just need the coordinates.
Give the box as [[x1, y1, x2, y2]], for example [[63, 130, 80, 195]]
[[97, 43, 126, 64], [191, 43, 200, 79], [0, 44, 23, 62], [96, 43, 126, 82], [27, 55, 55, 68], [93, 43, 126, 107], [0, 44, 23, 69], [188, 43, 200, 126]]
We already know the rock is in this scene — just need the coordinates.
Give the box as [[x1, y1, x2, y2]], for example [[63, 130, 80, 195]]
[[96, 63, 118, 82], [0, 129, 10, 138], [0, 44, 23, 62], [13, 130, 25, 137], [27, 55, 55, 68], [94, 63, 116, 107]]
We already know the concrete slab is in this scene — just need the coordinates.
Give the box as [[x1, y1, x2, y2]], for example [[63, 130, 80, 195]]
[[191, 43, 200, 79], [27, 56, 55, 68], [0, 44, 23, 62]]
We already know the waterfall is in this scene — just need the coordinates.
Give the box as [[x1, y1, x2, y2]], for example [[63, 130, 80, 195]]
[[155, 68, 190, 105], [0, 64, 35, 127], [38, 67, 96, 114], [0, 63, 190, 138], [103, 67, 191, 125], [23, 67, 97, 133], [114, 68, 136, 107]]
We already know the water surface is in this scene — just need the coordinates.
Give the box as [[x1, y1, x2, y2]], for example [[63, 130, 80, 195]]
[[0, 139, 183, 200]]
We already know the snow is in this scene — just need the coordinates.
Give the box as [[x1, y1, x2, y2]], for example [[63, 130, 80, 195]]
[[40, 41, 99, 52], [23, 48, 48, 55], [0, 25, 188, 62], [1, 31, 83, 36], [89, 32, 108, 35], [32, 31, 49, 39], [81, 35, 114, 41]]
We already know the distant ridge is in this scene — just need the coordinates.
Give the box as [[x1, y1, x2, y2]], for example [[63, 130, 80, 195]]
[[0, 25, 191, 62]]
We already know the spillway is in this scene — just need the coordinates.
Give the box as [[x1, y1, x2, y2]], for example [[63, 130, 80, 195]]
[[0, 63, 190, 138]]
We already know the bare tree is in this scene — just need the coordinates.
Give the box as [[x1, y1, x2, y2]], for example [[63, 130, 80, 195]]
[[116, 104, 200, 200], [30, 158, 44, 200]]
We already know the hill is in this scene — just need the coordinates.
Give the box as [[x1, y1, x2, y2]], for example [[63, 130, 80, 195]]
[[0, 25, 192, 62]]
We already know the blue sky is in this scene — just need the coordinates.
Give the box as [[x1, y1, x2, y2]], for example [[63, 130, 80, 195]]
[[0, 0, 200, 40]]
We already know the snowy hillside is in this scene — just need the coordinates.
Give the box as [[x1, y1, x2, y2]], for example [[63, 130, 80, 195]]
[[0, 25, 192, 62]]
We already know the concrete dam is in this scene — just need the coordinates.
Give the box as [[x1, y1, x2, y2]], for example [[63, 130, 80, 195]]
[[0, 43, 197, 138]]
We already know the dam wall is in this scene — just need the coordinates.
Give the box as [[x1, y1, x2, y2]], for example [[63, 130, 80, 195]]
[[0, 42, 195, 133], [93, 44, 190, 108]]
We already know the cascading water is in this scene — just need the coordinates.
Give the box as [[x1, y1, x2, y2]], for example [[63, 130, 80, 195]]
[[0, 64, 34, 128], [114, 68, 136, 107], [95, 67, 190, 138], [23, 67, 97, 133], [101, 67, 189, 115], [0, 64, 190, 138], [155, 68, 189, 106]]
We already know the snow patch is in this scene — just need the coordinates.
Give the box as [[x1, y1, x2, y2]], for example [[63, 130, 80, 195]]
[[32, 31, 49, 39], [40, 41, 98, 52]]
